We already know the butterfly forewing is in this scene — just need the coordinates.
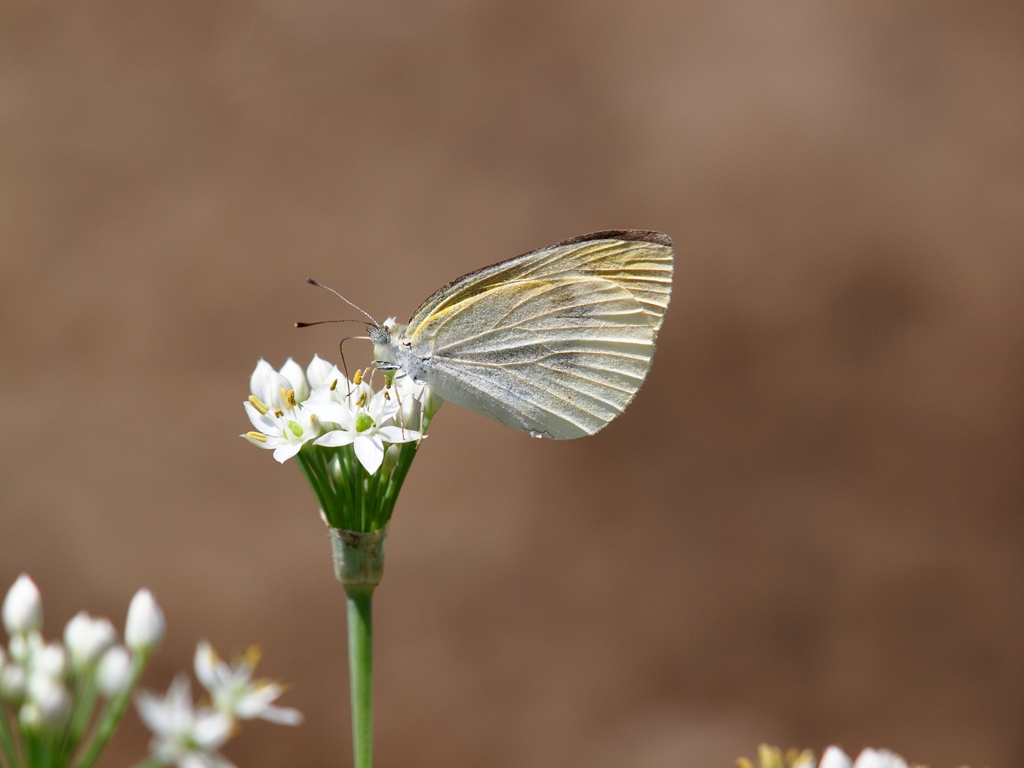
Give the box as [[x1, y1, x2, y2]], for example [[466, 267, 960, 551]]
[[408, 230, 673, 336]]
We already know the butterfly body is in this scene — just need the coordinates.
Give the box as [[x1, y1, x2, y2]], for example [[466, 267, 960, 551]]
[[371, 230, 673, 439]]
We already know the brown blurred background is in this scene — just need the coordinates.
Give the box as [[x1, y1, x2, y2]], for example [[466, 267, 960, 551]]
[[1, 1, 1022, 766]]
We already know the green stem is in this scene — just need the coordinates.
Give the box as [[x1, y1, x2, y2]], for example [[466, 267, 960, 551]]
[[345, 585, 374, 768], [72, 652, 148, 768]]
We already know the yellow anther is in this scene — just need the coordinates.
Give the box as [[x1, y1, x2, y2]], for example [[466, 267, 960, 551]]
[[242, 645, 262, 667], [353, 369, 363, 385], [281, 388, 297, 408], [356, 391, 368, 407], [245, 432, 267, 443], [274, 409, 284, 418], [737, 759, 755, 768], [330, 378, 338, 391], [248, 395, 270, 415]]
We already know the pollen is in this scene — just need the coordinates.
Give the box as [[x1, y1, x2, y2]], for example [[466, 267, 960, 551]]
[[274, 409, 284, 418], [245, 432, 267, 443], [353, 369, 363, 385], [248, 396, 270, 415], [356, 391, 368, 407], [282, 388, 297, 408]]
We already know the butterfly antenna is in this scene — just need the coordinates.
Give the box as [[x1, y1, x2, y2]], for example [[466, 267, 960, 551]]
[[306, 278, 379, 327], [294, 319, 367, 328]]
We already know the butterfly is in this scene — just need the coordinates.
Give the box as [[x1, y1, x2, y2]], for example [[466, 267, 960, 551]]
[[348, 230, 672, 439]]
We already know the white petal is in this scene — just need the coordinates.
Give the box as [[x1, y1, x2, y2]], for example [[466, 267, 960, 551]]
[[257, 704, 303, 725], [194, 642, 218, 690], [193, 710, 234, 750], [820, 747, 852, 768], [353, 436, 384, 474], [272, 442, 305, 463], [279, 358, 309, 401], [376, 425, 421, 444], [314, 431, 356, 448], [249, 360, 276, 399], [306, 355, 338, 390], [307, 400, 355, 427]]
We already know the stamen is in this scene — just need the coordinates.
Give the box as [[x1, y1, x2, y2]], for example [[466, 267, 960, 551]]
[[330, 379, 338, 391], [245, 432, 267, 443], [356, 391, 368, 407], [248, 395, 270, 415], [353, 369, 363, 385], [274, 409, 284, 418], [282, 388, 297, 408]]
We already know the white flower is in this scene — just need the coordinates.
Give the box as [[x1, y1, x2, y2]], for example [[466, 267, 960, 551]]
[[96, 645, 133, 697], [64, 612, 117, 669], [313, 388, 421, 474], [242, 400, 321, 463], [194, 642, 302, 725], [3, 575, 43, 634], [126, 589, 165, 654], [137, 676, 236, 768]]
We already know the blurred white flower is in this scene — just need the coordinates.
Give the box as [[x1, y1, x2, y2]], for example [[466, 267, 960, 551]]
[[26, 673, 70, 725], [194, 642, 302, 726], [3, 575, 43, 635], [64, 612, 118, 670], [96, 645, 133, 697], [126, 589, 165, 654], [137, 676, 235, 768]]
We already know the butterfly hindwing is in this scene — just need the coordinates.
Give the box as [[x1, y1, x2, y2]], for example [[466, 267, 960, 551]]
[[406, 276, 657, 439]]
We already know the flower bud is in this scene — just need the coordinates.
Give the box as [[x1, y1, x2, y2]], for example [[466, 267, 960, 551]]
[[96, 646, 132, 697], [3, 575, 43, 634], [280, 358, 310, 402], [820, 747, 852, 768], [125, 589, 165, 653], [65, 612, 117, 669], [33, 643, 66, 680]]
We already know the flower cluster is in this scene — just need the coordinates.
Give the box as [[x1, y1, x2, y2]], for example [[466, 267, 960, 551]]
[[241, 355, 441, 532], [0, 575, 299, 768], [739, 744, 931, 768]]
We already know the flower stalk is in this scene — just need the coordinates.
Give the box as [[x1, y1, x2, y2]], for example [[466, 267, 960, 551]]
[[242, 354, 442, 767]]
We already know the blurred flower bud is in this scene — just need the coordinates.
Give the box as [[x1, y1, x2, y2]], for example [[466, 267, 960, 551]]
[[27, 674, 70, 724], [3, 575, 43, 635], [820, 747, 853, 768], [33, 643, 67, 680], [125, 589, 165, 654], [1, 663, 27, 700], [65, 612, 117, 669], [96, 645, 132, 697]]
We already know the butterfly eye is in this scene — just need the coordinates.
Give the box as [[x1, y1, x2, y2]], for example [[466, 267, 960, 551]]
[[402, 342, 411, 348]]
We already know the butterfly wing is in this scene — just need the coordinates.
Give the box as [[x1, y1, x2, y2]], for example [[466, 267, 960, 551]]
[[407, 230, 673, 335], [402, 272, 665, 439]]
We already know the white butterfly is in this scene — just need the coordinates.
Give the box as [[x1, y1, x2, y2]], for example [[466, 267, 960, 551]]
[[350, 230, 672, 439]]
